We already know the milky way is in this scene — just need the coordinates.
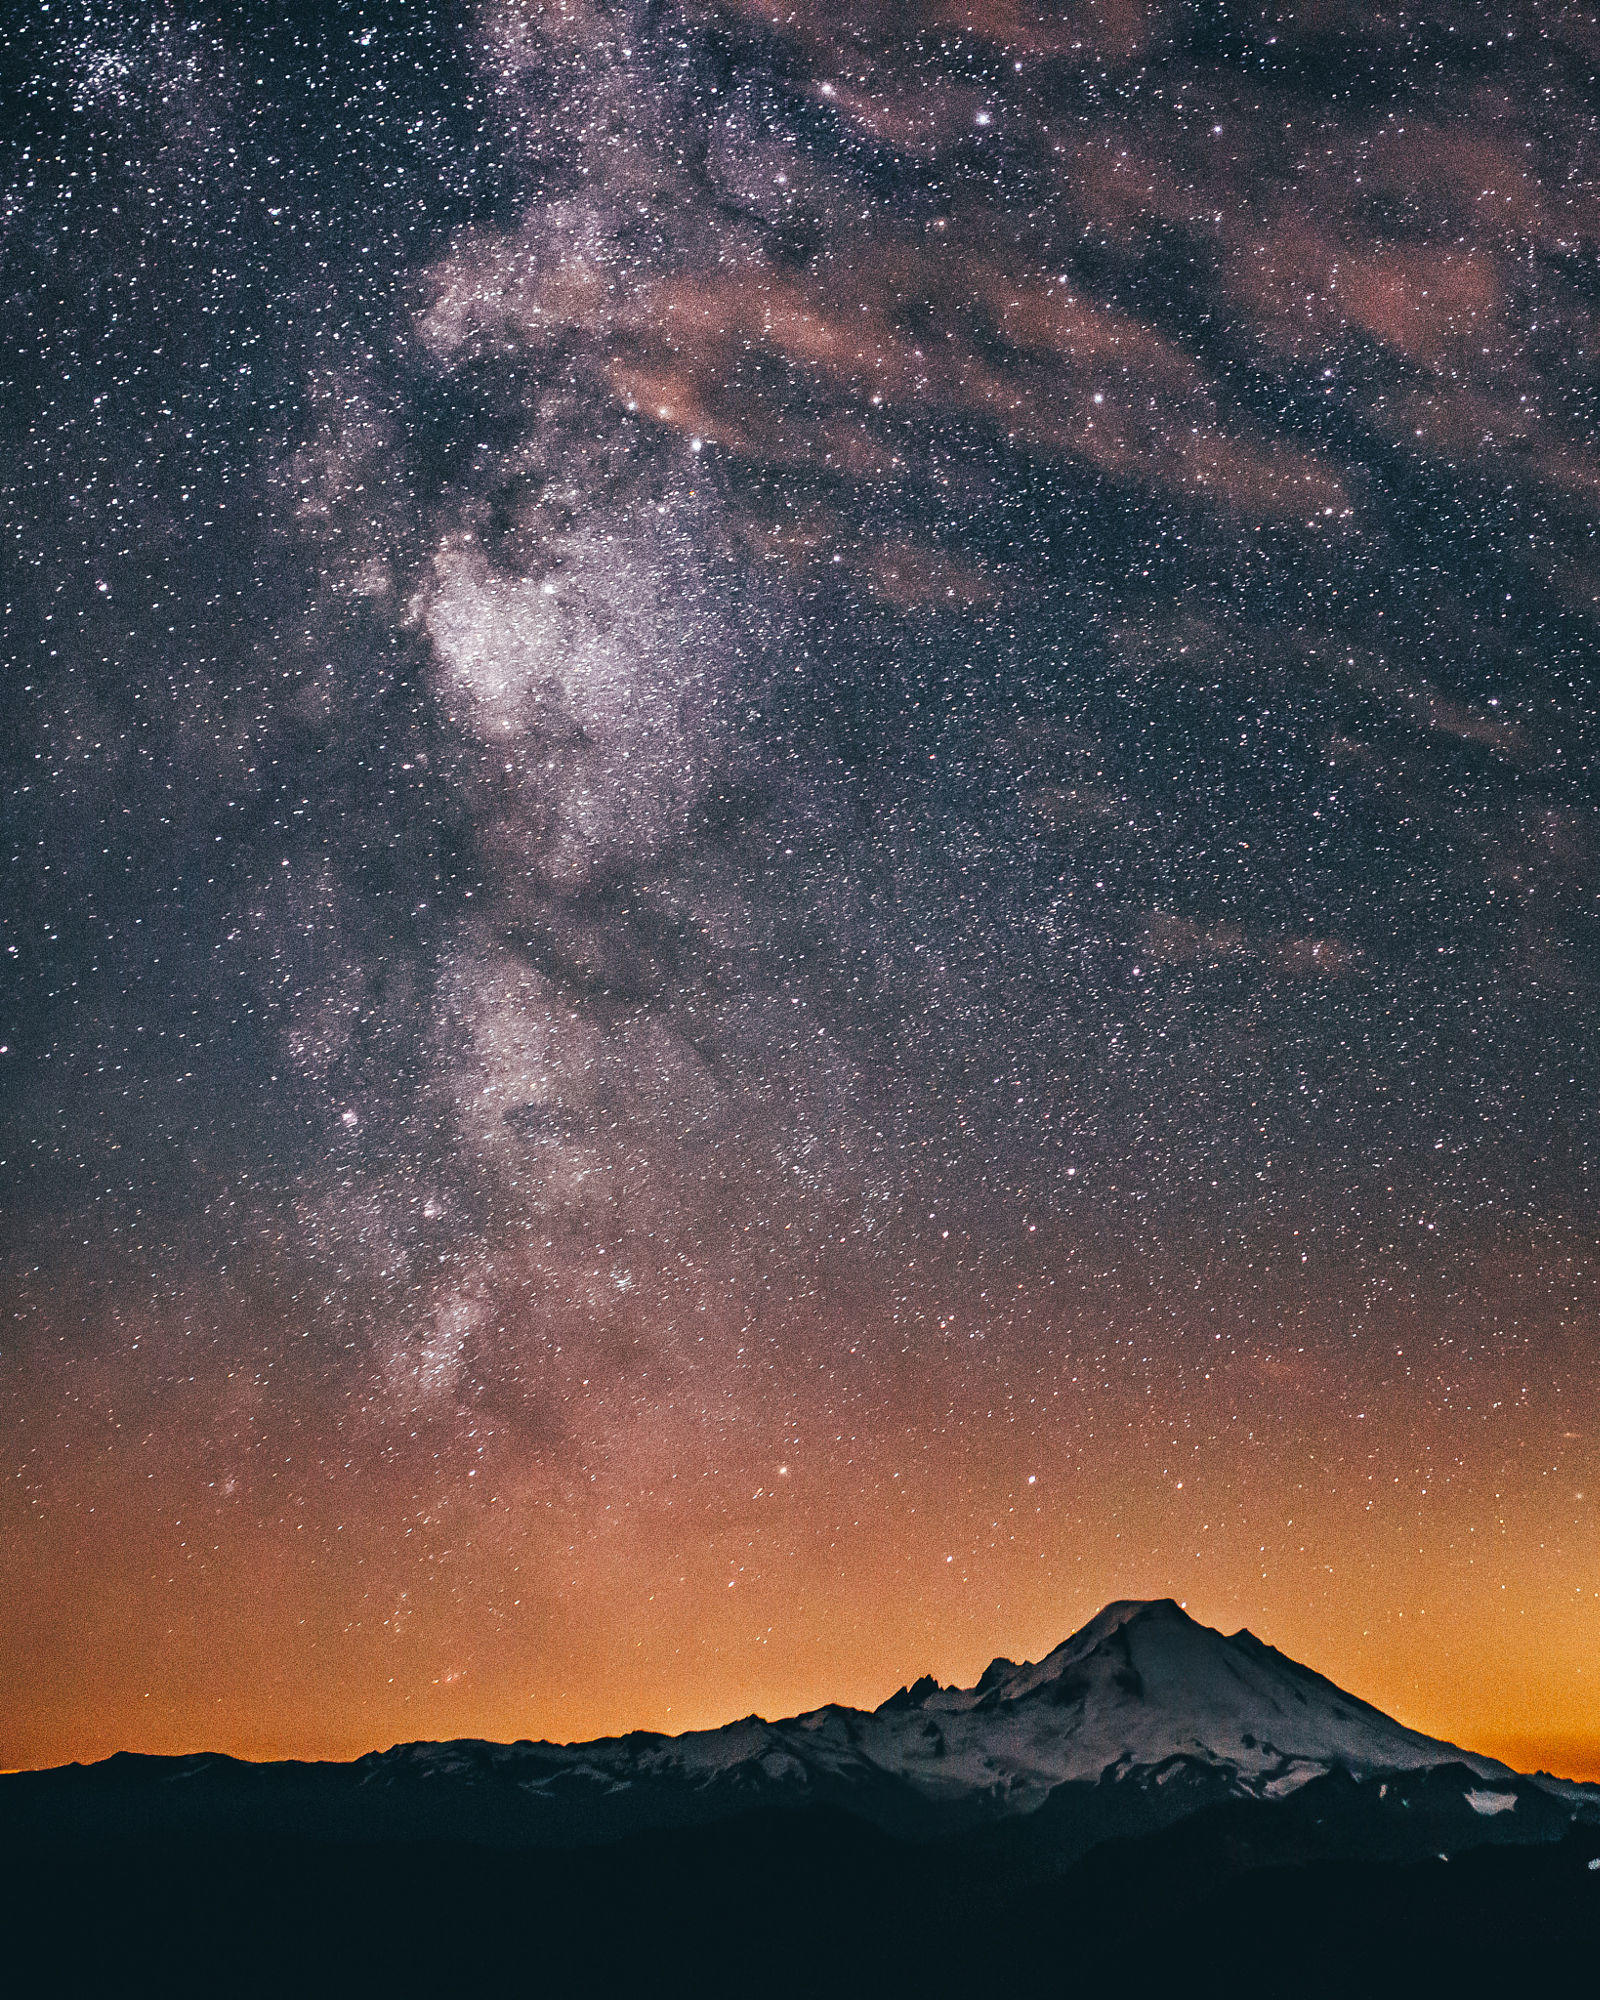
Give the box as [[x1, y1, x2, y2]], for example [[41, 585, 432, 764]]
[[3, 2, 1598, 1773]]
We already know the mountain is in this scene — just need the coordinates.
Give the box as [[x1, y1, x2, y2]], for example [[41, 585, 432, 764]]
[[6, 1598, 1594, 1848], [356, 1594, 1570, 1836], [6, 1600, 1599, 1997]]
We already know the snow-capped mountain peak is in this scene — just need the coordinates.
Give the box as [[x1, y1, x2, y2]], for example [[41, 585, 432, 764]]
[[856, 1596, 1515, 1803]]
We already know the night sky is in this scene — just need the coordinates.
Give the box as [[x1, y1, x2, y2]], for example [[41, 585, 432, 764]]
[[3, 0, 1598, 1779]]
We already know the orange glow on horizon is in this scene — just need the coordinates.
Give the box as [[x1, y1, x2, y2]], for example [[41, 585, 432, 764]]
[[4, 1227, 1596, 1786]]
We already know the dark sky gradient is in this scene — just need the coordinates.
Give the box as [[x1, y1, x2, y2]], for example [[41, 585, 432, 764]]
[[3, 0, 1598, 1774]]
